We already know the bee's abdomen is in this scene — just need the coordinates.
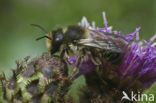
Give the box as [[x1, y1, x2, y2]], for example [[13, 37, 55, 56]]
[[102, 51, 123, 66]]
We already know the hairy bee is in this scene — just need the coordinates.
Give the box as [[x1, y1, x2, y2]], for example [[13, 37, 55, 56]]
[[31, 24, 128, 77]]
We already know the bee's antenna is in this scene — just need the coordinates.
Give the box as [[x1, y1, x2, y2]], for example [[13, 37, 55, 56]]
[[36, 36, 52, 41], [30, 24, 48, 34]]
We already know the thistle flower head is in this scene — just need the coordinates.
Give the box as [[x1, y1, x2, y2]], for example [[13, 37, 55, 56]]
[[67, 12, 156, 103], [69, 12, 156, 90], [119, 33, 156, 88]]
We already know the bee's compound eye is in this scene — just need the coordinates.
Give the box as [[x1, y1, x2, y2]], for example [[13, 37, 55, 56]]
[[55, 34, 63, 42], [56, 38, 60, 41], [53, 29, 64, 42]]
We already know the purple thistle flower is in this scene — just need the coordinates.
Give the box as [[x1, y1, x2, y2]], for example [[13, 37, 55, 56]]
[[69, 12, 156, 89], [118, 34, 156, 88]]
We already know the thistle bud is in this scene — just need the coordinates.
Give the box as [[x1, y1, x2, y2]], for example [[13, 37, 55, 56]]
[[0, 53, 73, 103]]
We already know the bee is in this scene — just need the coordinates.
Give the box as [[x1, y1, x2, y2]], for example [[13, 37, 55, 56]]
[[31, 24, 129, 78]]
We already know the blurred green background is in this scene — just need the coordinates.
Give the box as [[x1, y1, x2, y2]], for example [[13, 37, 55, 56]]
[[0, 0, 156, 102]]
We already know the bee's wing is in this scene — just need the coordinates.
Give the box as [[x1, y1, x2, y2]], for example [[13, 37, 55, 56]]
[[78, 30, 129, 53], [78, 39, 123, 53]]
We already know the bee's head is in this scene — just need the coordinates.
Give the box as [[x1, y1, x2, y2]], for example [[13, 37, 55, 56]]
[[50, 29, 64, 54], [31, 24, 64, 55]]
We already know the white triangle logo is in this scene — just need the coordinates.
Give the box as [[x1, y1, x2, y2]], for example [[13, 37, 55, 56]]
[[121, 91, 131, 101]]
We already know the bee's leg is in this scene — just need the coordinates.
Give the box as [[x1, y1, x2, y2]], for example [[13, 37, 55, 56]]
[[69, 48, 87, 80], [60, 46, 69, 59], [60, 49, 66, 59], [91, 55, 101, 65], [89, 49, 101, 65], [69, 55, 82, 80]]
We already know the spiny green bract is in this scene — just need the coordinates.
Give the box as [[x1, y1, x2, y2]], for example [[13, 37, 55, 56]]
[[0, 53, 73, 103]]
